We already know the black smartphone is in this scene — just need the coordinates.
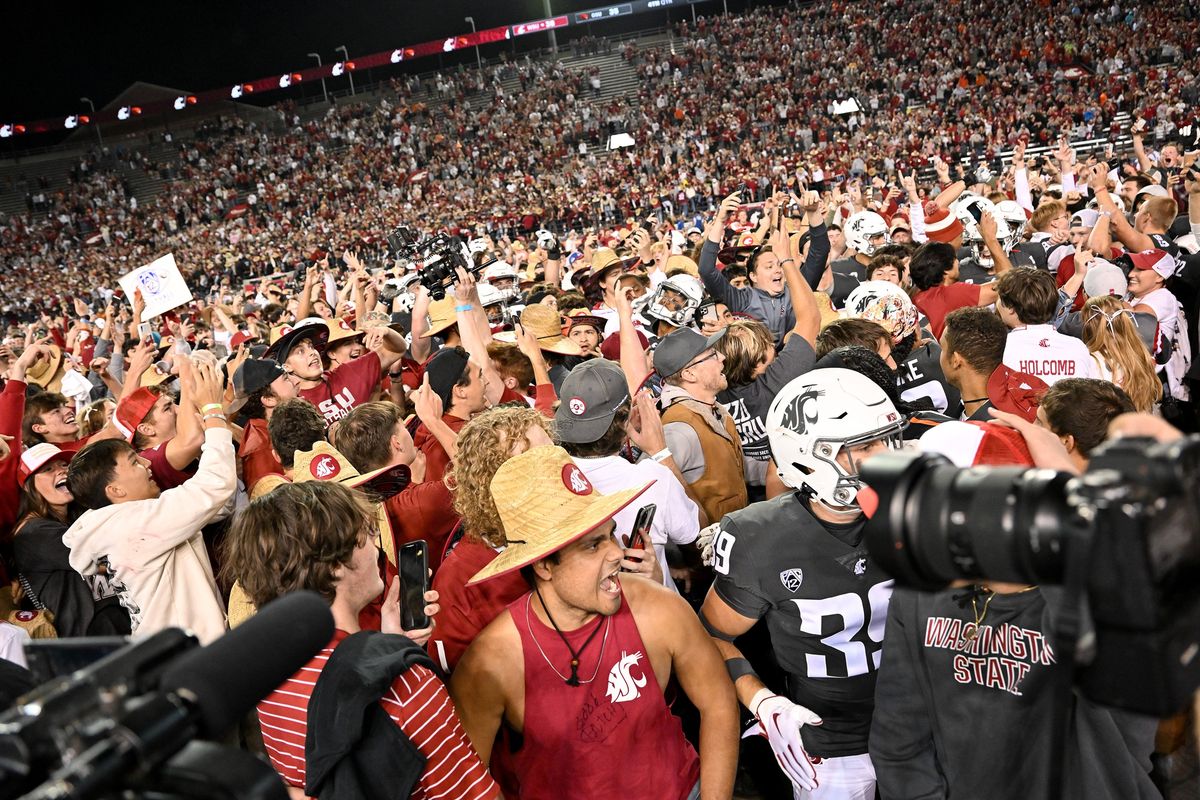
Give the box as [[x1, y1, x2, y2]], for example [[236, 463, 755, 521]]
[[624, 503, 656, 563], [399, 539, 430, 631]]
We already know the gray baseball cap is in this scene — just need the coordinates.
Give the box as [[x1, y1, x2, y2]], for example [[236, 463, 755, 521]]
[[555, 359, 631, 444], [653, 327, 727, 379]]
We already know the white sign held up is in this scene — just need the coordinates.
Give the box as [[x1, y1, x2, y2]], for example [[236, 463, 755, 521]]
[[119, 254, 194, 322]]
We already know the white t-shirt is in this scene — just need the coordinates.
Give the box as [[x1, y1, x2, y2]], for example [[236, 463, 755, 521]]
[[572, 454, 700, 593], [1003, 324, 1099, 385], [1129, 287, 1179, 345]]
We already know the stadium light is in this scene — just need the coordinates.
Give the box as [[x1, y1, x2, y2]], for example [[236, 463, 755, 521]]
[[335, 46, 355, 96], [80, 97, 102, 147], [464, 16, 482, 77], [308, 52, 329, 105]]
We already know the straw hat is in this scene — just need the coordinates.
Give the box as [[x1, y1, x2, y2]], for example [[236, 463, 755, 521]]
[[664, 254, 700, 277], [139, 362, 174, 388], [326, 317, 366, 346], [468, 445, 652, 584], [564, 309, 607, 335], [293, 441, 411, 499], [495, 305, 582, 356], [420, 297, 459, 339], [25, 345, 64, 390]]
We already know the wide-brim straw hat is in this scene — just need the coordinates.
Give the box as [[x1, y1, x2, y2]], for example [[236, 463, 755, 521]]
[[468, 445, 652, 584], [494, 304, 582, 356], [26, 345, 64, 389], [420, 297, 459, 339], [326, 317, 366, 345], [139, 362, 174, 388]]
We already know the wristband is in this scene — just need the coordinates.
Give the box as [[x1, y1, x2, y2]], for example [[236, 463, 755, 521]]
[[725, 657, 759, 684], [199, 403, 224, 415], [388, 370, 404, 379], [455, 304, 474, 313], [202, 413, 227, 422], [650, 448, 672, 463], [779, 258, 796, 266]]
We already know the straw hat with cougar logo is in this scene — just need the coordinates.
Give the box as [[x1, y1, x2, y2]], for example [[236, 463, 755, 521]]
[[468, 445, 652, 584]]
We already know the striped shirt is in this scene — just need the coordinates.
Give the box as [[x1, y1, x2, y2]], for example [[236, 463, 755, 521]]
[[257, 630, 497, 800]]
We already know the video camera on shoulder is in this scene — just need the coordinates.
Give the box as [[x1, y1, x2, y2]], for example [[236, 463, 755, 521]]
[[861, 435, 1200, 716], [387, 226, 495, 300]]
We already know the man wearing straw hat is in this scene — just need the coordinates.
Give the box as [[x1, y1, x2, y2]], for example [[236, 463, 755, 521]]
[[450, 445, 738, 800]]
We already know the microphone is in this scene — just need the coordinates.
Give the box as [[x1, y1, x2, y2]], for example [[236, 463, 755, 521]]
[[162, 590, 334, 738], [25, 592, 333, 800]]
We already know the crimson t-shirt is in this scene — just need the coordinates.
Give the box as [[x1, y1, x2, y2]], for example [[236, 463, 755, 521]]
[[299, 352, 383, 425], [140, 439, 195, 490], [914, 282, 983, 340]]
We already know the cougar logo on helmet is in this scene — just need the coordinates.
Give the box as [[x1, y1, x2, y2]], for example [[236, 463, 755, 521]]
[[779, 388, 823, 437]]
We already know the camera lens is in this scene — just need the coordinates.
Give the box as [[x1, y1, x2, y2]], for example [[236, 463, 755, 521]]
[[863, 452, 1074, 589]]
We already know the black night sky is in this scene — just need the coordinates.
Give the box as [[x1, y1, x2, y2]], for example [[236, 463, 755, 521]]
[[2, 0, 737, 128]]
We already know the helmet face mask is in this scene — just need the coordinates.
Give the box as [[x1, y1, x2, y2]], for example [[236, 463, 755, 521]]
[[954, 195, 1012, 267], [845, 211, 890, 257], [645, 274, 703, 327], [766, 369, 907, 509]]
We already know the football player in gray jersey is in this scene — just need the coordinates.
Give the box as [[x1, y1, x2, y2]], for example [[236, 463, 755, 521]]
[[699, 368, 906, 799]]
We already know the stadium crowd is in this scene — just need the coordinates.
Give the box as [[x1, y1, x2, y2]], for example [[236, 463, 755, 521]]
[[2, 0, 1200, 798]]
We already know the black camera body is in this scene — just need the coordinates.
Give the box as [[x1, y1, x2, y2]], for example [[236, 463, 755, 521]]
[[387, 227, 494, 301], [862, 435, 1200, 716]]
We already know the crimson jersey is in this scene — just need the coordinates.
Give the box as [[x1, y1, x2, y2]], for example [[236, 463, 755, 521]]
[[299, 352, 383, 425], [711, 491, 892, 758]]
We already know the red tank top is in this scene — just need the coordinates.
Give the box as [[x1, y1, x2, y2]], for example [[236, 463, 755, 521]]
[[509, 587, 700, 800]]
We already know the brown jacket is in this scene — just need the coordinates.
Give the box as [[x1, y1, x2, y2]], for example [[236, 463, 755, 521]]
[[661, 395, 748, 523]]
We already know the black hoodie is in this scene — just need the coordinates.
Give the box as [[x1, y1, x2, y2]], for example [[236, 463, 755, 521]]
[[870, 586, 1159, 800], [12, 517, 130, 639]]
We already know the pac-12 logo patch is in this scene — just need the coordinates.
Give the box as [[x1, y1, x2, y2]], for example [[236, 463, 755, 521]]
[[780, 568, 804, 592]]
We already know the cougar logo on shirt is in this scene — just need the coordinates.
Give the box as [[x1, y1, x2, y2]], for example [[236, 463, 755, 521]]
[[1038, 339, 1049, 348], [606, 650, 648, 704], [779, 388, 823, 436], [311, 454, 341, 480]]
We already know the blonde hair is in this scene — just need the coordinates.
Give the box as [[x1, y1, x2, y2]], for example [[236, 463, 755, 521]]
[[78, 399, 114, 438], [445, 406, 554, 547], [715, 319, 775, 386], [1081, 296, 1162, 413]]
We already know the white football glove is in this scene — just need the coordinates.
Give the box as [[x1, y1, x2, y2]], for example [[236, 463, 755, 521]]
[[751, 689, 822, 791], [697, 523, 721, 567]]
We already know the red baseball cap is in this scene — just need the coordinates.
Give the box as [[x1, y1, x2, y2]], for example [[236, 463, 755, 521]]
[[987, 364, 1049, 423], [114, 387, 159, 442]]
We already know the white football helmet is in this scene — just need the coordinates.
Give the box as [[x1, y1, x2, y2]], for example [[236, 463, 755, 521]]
[[482, 261, 519, 300], [645, 274, 704, 327], [954, 194, 1011, 268], [477, 282, 510, 327], [993, 200, 1027, 251], [844, 211, 890, 257], [766, 368, 906, 508], [842, 281, 919, 343]]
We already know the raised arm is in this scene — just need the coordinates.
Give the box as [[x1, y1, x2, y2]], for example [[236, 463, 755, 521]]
[[408, 286, 433, 363], [452, 268, 503, 407]]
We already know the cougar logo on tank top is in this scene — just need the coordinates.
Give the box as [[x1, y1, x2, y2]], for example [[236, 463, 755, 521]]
[[606, 650, 647, 704]]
